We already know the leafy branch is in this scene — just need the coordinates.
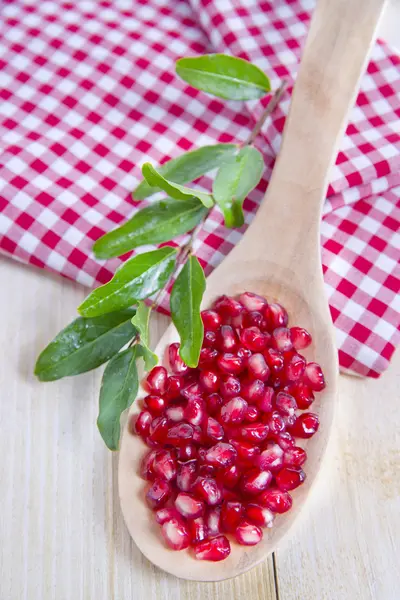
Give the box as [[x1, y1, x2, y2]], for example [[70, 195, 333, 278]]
[[34, 53, 287, 450]]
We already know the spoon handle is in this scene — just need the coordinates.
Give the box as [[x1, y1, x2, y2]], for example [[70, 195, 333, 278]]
[[246, 0, 387, 266]]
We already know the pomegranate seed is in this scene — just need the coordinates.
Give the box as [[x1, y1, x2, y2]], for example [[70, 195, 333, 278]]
[[263, 347, 284, 372], [155, 507, 179, 524], [220, 375, 241, 399], [247, 353, 270, 381], [290, 326, 312, 350], [146, 478, 171, 509], [241, 468, 272, 495], [266, 411, 286, 435], [205, 393, 223, 415], [239, 423, 269, 444], [282, 413, 297, 429], [148, 416, 169, 444], [244, 404, 260, 423], [134, 411, 153, 438], [257, 444, 284, 472], [165, 376, 183, 400], [214, 295, 244, 317], [243, 310, 265, 329], [270, 374, 283, 389], [220, 397, 248, 424], [194, 535, 231, 561], [283, 446, 307, 467], [146, 366, 168, 394], [241, 379, 265, 403], [284, 354, 306, 382], [199, 347, 219, 368], [304, 362, 326, 391], [144, 394, 166, 416], [245, 504, 274, 528], [184, 397, 206, 426], [288, 412, 319, 438], [272, 327, 293, 352], [153, 449, 177, 481], [217, 353, 243, 374], [181, 382, 201, 400], [166, 422, 194, 445], [231, 440, 261, 462], [275, 431, 295, 450], [216, 325, 239, 352], [175, 492, 205, 519], [265, 303, 288, 330], [235, 521, 263, 546], [201, 310, 222, 331], [199, 463, 217, 477], [194, 477, 223, 506], [168, 343, 189, 375], [205, 507, 222, 536], [239, 292, 267, 312], [165, 405, 184, 422], [176, 461, 197, 492], [205, 442, 237, 467], [177, 443, 197, 462], [240, 326, 268, 351], [275, 391, 297, 416], [199, 369, 220, 393], [205, 417, 225, 443], [140, 449, 158, 481], [218, 464, 240, 489], [257, 386, 274, 413], [288, 382, 315, 409], [221, 501, 244, 532], [231, 312, 244, 328], [192, 424, 205, 445], [189, 516, 208, 545], [276, 467, 306, 491], [161, 518, 190, 551], [259, 488, 293, 513], [203, 330, 217, 348], [237, 347, 252, 361]]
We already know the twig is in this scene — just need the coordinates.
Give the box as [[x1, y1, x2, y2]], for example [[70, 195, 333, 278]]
[[243, 79, 288, 147]]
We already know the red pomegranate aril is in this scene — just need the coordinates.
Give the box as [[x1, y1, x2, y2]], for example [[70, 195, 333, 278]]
[[239, 292, 267, 312], [134, 410, 153, 438], [199, 347, 219, 368], [205, 393, 223, 415], [194, 477, 223, 506], [275, 431, 295, 450], [265, 303, 288, 330], [201, 309, 222, 331], [220, 397, 248, 424], [247, 353, 270, 382], [282, 413, 297, 429], [231, 312, 244, 328], [220, 375, 241, 399], [148, 416, 169, 444], [165, 376, 183, 400], [166, 422, 194, 446], [177, 443, 197, 462], [272, 327, 293, 352], [181, 382, 202, 400], [243, 310, 265, 329], [217, 353, 243, 375], [146, 478, 171, 509], [221, 501, 244, 532], [257, 386, 274, 413], [153, 449, 177, 482], [283, 446, 307, 467], [267, 411, 286, 435], [284, 354, 306, 382], [176, 461, 197, 492], [240, 423, 269, 443], [161, 518, 190, 551], [155, 507, 179, 524], [140, 449, 158, 481], [241, 379, 265, 403], [198, 464, 217, 478], [199, 369, 220, 393], [275, 391, 297, 416], [288, 412, 320, 438], [258, 443, 284, 472], [205, 442, 237, 468], [175, 493, 205, 519], [290, 326, 312, 350], [276, 467, 306, 491], [240, 326, 268, 351], [304, 362, 326, 391], [184, 397, 206, 426], [194, 535, 230, 561], [165, 405, 184, 422], [205, 507, 222, 536], [189, 517, 208, 545], [219, 464, 240, 489], [168, 343, 189, 375], [244, 405, 260, 423], [263, 347, 284, 372], [146, 366, 168, 394], [237, 347, 252, 361], [205, 417, 225, 443], [270, 374, 284, 390], [245, 504, 274, 528], [241, 468, 272, 495], [192, 424, 205, 445], [259, 488, 293, 513], [203, 330, 217, 348], [288, 381, 315, 409], [231, 440, 261, 462], [144, 394, 166, 416], [216, 325, 238, 352], [214, 295, 244, 317], [235, 521, 263, 546]]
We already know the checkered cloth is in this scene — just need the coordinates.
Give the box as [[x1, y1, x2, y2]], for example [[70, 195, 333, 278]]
[[0, 0, 399, 377]]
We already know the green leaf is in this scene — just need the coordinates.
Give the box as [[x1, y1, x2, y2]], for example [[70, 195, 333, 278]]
[[79, 247, 178, 318], [212, 146, 264, 228], [93, 198, 208, 260], [133, 144, 237, 200], [170, 256, 206, 368], [142, 163, 214, 209], [34, 309, 136, 382], [97, 347, 139, 450], [131, 302, 158, 370], [176, 54, 271, 101]]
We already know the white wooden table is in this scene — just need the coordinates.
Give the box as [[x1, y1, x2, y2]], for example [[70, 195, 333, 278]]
[[1, 6, 399, 599]]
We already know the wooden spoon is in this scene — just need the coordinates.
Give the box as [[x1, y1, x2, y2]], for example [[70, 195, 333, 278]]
[[118, 0, 386, 581]]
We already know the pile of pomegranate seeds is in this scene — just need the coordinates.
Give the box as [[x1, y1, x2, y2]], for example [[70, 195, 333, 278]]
[[131, 293, 326, 562]]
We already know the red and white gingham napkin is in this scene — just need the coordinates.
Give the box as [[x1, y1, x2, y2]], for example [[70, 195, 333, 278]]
[[0, 0, 399, 378]]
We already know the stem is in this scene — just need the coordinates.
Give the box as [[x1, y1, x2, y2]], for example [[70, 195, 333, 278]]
[[243, 79, 288, 147]]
